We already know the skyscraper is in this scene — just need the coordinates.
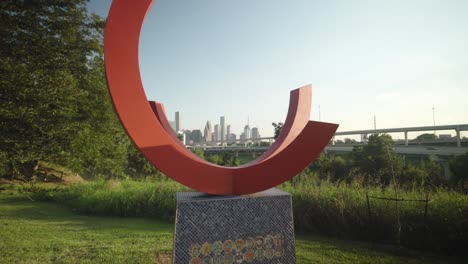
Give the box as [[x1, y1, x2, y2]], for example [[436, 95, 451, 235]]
[[244, 124, 250, 140], [214, 124, 220, 142], [191, 130, 203, 143], [175, 111, 181, 132], [226, 125, 231, 142], [204, 121, 212, 142], [220, 116, 225, 143], [251, 127, 261, 141], [243, 117, 250, 139]]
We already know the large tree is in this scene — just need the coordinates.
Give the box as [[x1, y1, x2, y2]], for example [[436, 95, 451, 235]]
[[352, 134, 403, 184], [0, 1, 129, 178]]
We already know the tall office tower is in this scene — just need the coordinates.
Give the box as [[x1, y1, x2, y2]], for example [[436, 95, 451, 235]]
[[191, 130, 203, 143], [226, 125, 231, 142], [175, 111, 181, 132], [204, 121, 212, 142], [244, 124, 250, 140], [220, 116, 225, 143], [214, 124, 220, 142], [251, 127, 261, 141]]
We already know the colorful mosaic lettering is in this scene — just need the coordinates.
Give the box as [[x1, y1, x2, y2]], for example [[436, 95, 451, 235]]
[[223, 252, 234, 264], [188, 234, 284, 264], [223, 240, 234, 254], [213, 241, 223, 254], [235, 239, 245, 252], [190, 244, 201, 258], [201, 242, 212, 256], [212, 254, 223, 264], [245, 238, 254, 249], [190, 257, 201, 264]]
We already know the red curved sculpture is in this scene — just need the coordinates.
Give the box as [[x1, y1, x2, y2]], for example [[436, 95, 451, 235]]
[[104, 0, 338, 195]]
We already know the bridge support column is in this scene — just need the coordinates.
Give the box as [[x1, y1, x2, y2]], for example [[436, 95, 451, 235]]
[[404, 131, 408, 146], [332, 136, 335, 145], [361, 133, 368, 143], [456, 128, 461, 148]]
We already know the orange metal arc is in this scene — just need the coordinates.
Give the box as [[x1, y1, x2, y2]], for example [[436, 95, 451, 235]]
[[104, 0, 339, 195]]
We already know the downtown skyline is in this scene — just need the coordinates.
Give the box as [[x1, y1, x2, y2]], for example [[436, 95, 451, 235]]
[[169, 112, 262, 143], [88, 0, 468, 139]]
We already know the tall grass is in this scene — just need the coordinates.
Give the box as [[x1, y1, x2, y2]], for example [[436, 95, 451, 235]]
[[281, 180, 468, 254], [31, 178, 187, 221], [27, 178, 467, 255]]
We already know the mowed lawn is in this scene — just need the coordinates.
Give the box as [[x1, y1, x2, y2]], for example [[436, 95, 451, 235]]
[[0, 193, 465, 264]]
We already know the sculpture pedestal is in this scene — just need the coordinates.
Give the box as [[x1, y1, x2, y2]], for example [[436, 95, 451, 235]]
[[173, 188, 296, 264]]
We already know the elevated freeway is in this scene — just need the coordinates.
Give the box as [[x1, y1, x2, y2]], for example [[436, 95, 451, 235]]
[[196, 145, 468, 157], [334, 124, 468, 147], [200, 124, 468, 148]]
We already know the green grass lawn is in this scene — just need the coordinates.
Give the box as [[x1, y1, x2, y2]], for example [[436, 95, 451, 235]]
[[0, 192, 465, 264]]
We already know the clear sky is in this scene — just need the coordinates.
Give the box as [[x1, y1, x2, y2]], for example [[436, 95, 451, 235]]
[[88, 0, 468, 138]]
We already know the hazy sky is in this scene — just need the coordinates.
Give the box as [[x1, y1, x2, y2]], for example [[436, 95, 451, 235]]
[[88, 0, 468, 138]]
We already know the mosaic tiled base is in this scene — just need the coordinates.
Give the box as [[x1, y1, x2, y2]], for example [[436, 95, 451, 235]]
[[173, 188, 296, 264]]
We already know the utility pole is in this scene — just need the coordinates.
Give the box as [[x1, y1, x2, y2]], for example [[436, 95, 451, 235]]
[[374, 115, 377, 131], [432, 107, 436, 136]]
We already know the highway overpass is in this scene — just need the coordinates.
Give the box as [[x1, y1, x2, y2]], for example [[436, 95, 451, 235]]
[[196, 145, 468, 157]]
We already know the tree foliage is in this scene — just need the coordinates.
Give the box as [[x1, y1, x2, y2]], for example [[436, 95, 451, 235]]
[[416, 133, 437, 141], [272, 122, 283, 139], [304, 134, 446, 189], [351, 134, 403, 184], [0, 1, 132, 179], [190, 147, 205, 160]]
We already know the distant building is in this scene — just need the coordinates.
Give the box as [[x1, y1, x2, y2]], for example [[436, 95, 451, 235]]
[[204, 121, 212, 142], [244, 124, 250, 140], [220, 116, 225, 143], [240, 132, 246, 143], [169, 121, 176, 132], [227, 133, 236, 142], [227, 125, 231, 141], [191, 130, 203, 143], [175, 111, 181, 132], [183, 130, 192, 145], [251, 127, 261, 141], [214, 124, 220, 142]]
